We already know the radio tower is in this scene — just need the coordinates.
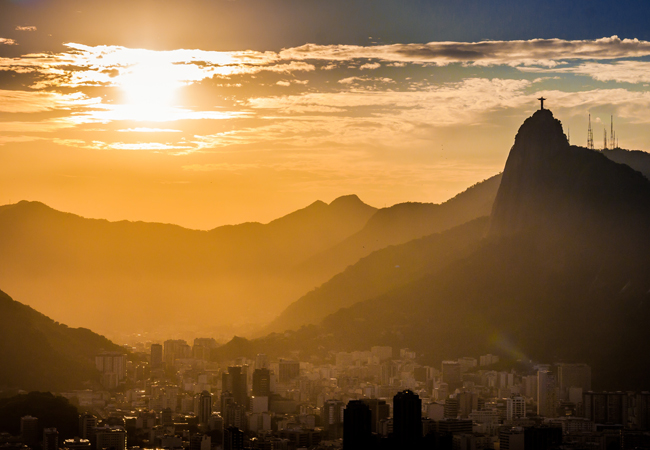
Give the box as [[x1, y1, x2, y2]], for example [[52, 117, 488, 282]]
[[610, 115, 616, 149], [587, 114, 594, 150], [604, 128, 608, 150]]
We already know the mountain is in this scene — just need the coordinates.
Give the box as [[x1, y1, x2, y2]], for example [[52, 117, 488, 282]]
[[296, 174, 501, 281], [0, 289, 125, 392], [269, 143, 650, 335], [0, 195, 376, 339], [216, 109, 650, 390]]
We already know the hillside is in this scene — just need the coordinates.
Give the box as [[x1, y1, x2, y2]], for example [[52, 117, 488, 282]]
[[0, 289, 125, 392], [264, 217, 490, 334], [217, 109, 650, 390]]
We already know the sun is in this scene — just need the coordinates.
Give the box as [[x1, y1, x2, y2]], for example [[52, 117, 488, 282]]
[[118, 58, 184, 122]]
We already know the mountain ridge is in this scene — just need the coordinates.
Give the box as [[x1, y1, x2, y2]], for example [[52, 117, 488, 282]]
[[0, 195, 377, 339]]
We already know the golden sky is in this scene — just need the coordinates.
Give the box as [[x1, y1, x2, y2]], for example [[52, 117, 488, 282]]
[[2, 1, 650, 228]]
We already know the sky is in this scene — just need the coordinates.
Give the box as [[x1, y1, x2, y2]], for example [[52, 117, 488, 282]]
[[2, 0, 650, 229]]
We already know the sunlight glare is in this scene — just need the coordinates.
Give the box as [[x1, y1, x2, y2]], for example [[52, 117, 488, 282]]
[[119, 57, 184, 122]]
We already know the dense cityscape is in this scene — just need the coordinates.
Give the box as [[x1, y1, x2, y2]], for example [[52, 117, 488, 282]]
[[4, 2, 650, 450], [2, 340, 649, 450]]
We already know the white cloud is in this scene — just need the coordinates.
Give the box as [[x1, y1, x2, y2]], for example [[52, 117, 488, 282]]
[[526, 61, 650, 84], [359, 62, 381, 70], [0, 38, 17, 45], [15, 26, 37, 32]]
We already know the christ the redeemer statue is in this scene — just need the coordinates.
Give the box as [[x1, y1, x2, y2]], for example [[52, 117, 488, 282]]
[[538, 97, 546, 110]]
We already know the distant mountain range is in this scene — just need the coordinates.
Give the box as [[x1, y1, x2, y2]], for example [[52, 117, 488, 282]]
[[0, 289, 124, 392], [0, 194, 377, 338], [216, 110, 650, 390], [0, 174, 500, 340]]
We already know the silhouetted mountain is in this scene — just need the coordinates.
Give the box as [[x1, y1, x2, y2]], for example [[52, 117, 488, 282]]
[[264, 217, 490, 333], [0, 196, 376, 338], [0, 289, 124, 391], [297, 174, 501, 281], [217, 109, 650, 390]]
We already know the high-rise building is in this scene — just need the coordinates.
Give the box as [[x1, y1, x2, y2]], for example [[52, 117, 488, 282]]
[[223, 426, 244, 450], [537, 370, 558, 418], [197, 391, 212, 426], [161, 408, 173, 426], [507, 396, 526, 421], [150, 344, 163, 369], [223, 403, 247, 430], [79, 414, 97, 441], [499, 427, 525, 450], [343, 400, 372, 450], [42, 428, 58, 450], [456, 392, 480, 418], [361, 399, 390, 433], [222, 366, 248, 406], [322, 399, 345, 440], [444, 397, 459, 419], [634, 392, 650, 430], [441, 361, 462, 389], [557, 364, 591, 401], [393, 390, 422, 447], [21, 416, 39, 447], [278, 360, 300, 383], [94, 426, 127, 450], [95, 352, 127, 389], [252, 368, 271, 397], [163, 339, 188, 368], [594, 391, 628, 425]]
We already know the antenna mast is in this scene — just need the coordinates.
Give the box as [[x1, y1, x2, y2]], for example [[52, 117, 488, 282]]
[[587, 114, 594, 150], [604, 128, 608, 150]]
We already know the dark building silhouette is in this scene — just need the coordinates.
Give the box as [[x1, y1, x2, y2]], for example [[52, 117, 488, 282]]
[[222, 366, 248, 406], [42, 428, 58, 450], [393, 390, 422, 448], [362, 398, 390, 433], [198, 391, 212, 426], [252, 368, 271, 397], [79, 413, 97, 440], [278, 359, 300, 383], [21, 416, 39, 447], [322, 399, 345, 440], [524, 426, 563, 450], [343, 400, 372, 450], [162, 407, 173, 426], [223, 426, 244, 450], [150, 343, 163, 370], [584, 391, 628, 425]]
